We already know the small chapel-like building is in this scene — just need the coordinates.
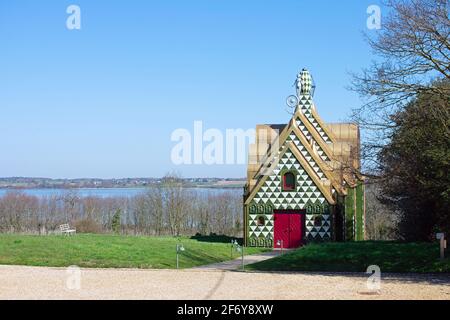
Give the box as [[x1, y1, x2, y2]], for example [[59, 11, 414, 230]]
[[244, 69, 365, 248]]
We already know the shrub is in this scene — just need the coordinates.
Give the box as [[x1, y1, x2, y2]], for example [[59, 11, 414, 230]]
[[111, 209, 121, 234], [74, 219, 103, 234]]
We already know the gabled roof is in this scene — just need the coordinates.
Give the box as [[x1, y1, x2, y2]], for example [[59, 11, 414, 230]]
[[248, 109, 347, 196], [246, 69, 362, 204], [294, 108, 334, 161], [309, 107, 338, 144], [289, 125, 346, 195], [244, 141, 335, 205]]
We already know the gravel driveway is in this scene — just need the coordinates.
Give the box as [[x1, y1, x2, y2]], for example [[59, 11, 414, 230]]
[[0, 265, 449, 300]]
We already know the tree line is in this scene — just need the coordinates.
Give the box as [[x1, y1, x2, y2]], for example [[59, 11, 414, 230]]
[[0, 177, 243, 237]]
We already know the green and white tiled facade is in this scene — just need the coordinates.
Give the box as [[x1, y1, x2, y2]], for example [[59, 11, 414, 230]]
[[286, 133, 327, 181], [247, 149, 332, 247], [295, 117, 331, 162], [296, 70, 333, 144], [245, 68, 364, 248]]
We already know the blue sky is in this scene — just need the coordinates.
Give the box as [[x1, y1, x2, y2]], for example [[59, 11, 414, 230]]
[[0, 0, 381, 179]]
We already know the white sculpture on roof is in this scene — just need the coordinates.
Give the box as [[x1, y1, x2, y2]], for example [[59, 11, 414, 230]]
[[287, 68, 315, 109], [296, 68, 315, 97]]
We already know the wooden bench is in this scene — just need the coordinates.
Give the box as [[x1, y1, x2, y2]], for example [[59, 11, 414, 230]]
[[60, 224, 76, 235]]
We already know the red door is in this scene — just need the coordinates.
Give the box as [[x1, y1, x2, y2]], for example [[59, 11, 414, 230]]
[[274, 210, 304, 249], [274, 213, 290, 248]]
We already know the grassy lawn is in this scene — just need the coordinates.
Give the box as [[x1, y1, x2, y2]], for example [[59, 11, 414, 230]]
[[247, 241, 450, 273], [0, 234, 267, 269]]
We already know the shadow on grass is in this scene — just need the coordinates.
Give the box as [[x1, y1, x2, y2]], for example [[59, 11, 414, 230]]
[[190, 234, 243, 245], [180, 249, 223, 266], [246, 241, 450, 286]]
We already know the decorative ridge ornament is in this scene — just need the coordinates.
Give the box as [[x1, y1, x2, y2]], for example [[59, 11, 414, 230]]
[[296, 68, 315, 97], [286, 68, 316, 109]]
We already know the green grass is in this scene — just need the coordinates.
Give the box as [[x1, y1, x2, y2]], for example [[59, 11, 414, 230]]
[[0, 234, 267, 269], [247, 241, 450, 273]]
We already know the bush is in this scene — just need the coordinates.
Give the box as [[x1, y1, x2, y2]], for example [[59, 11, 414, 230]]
[[111, 209, 121, 234], [74, 219, 103, 234]]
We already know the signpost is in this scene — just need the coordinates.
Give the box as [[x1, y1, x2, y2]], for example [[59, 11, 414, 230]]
[[176, 243, 185, 269], [276, 239, 284, 255], [241, 245, 244, 271], [230, 239, 234, 259], [232, 240, 245, 271], [436, 233, 446, 260]]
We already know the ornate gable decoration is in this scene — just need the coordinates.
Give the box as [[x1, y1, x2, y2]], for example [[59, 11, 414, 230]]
[[246, 68, 346, 203]]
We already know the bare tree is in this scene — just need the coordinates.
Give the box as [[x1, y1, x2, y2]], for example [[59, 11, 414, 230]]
[[145, 186, 165, 235], [364, 184, 398, 240], [58, 190, 81, 222], [0, 182, 244, 237], [158, 173, 192, 236], [351, 0, 450, 173]]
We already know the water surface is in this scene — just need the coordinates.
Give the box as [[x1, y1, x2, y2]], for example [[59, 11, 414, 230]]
[[0, 187, 242, 198]]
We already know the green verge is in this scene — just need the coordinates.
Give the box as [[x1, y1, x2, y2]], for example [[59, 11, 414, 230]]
[[0, 234, 268, 269], [246, 241, 450, 273]]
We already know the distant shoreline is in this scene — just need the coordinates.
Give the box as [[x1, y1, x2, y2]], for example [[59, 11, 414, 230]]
[[0, 185, 244, 190], [0, 177, 246, 190]]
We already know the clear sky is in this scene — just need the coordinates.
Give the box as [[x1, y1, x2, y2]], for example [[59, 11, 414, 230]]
[[0, 0, 382, 179]]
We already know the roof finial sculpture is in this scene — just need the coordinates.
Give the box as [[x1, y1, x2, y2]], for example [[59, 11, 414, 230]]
[[286, 68, 315, 110], [296, 68, 315, 97]]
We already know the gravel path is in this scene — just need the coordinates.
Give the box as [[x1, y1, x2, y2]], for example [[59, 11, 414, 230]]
[[0, 265, 449, 300]]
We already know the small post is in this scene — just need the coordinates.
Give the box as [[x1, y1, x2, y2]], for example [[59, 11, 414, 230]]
[[176, 243, 185, 269], [436, 233, 446, 260], [231, 239, 234, 259], [276, 240, 284, 254], [233, 240, 244, 271], [241, 244, 245, 271], [176, 244, 179, 269]]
